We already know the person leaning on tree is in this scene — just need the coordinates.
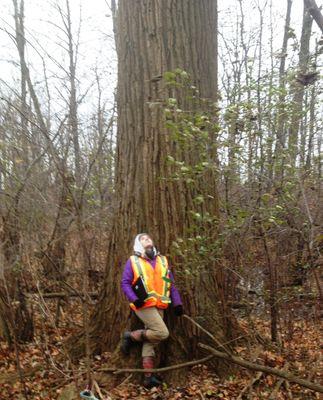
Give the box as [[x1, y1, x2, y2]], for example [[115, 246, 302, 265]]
[[120, 233, 183, 389]]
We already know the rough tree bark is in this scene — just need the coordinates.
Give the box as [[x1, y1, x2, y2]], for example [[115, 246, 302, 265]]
[[68, 0, 237, 382]]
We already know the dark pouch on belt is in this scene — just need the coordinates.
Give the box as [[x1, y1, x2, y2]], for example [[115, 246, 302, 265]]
[[132, 276, 148, 301]]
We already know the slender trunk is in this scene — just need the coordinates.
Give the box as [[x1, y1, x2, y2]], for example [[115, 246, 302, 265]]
[[305, 42, 318, 170], [225, 17, 242, 210], [238, 0, 253, 184], [0, 0, 34, 344], [304, 0, 323, 32], [40, 174, 73, 280], [0, 209, 34, 343], [256, 2, 266, 181], [13, 0, 30, 175], [300, 91, 308, 167], [288, 6, 313, 167], [65, 0, 81, 189], [259, 224, 278, 342], [266, 0, 275, 187], [275, 0, 292, 179]]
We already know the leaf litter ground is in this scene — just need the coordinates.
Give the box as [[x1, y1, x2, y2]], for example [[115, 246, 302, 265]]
[[0, 301, 321, 399]]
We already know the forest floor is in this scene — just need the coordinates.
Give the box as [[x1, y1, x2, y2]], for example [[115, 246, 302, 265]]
[[0, 300, 321, 400]]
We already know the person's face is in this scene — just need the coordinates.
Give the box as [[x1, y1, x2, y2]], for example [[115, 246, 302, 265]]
[[139, 235, 154, 249]]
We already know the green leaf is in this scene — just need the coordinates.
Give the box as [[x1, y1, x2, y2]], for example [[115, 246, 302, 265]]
[[164, 71, 176, 82]]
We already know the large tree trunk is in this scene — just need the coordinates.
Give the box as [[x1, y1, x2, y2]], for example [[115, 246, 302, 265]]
[[69, 0, 236, 382]]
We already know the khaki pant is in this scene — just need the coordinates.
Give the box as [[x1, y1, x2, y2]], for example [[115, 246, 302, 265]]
[[135, 307, 169, 357]]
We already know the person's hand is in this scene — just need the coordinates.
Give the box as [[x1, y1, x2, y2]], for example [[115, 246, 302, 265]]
[[174, 305, 183, 317], [134, 298, 145, 308]]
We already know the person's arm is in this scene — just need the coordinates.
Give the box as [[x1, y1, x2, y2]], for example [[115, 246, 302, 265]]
[[121, 259, 138, 303], [169, 270, 182, 307]]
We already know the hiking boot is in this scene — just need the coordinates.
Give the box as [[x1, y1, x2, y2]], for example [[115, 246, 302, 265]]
[[120, 331, 133, 355], [121, 330, 147, 355], [143, 375, 162, 389]]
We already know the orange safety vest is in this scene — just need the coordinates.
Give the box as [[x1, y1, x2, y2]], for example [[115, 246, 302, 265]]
[[130, 255, 172, 311]]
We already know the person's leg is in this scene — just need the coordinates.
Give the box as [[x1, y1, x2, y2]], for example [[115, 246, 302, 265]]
[[135, 307, 168, 344], [121, 307, 168, 355], [142, 309, 167, 358], [120, 328, 146, 355], [135, 308, 168, 388], [141, 308, 166, 357]]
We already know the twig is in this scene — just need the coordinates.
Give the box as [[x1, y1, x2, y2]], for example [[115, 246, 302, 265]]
[[284, 379, 293, 399], [93, 380, 112, 400], [114, 373, 132, 388], [25, 291, 99, 299], [198, 343, 323, 394], [269, 363, 290, 400], [0, 364, 42, 385], [99, 354, 214, 375], [269, 377, 284, 399]]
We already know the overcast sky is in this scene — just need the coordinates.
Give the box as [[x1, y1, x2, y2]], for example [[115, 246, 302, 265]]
[[0, 0, 320, 117]]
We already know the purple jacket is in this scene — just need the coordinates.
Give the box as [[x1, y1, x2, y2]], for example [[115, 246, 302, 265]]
[[121, 256, 182, 307]]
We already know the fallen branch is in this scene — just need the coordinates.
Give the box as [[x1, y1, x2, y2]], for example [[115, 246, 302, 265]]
[[183, 314, 231, 355], [237, 371, 262, 400], [198, 343, 323, 394], [99, 354, 214, 375]]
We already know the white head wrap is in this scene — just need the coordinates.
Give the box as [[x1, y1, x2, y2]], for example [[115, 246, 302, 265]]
[[133, 233, 157, 257]]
